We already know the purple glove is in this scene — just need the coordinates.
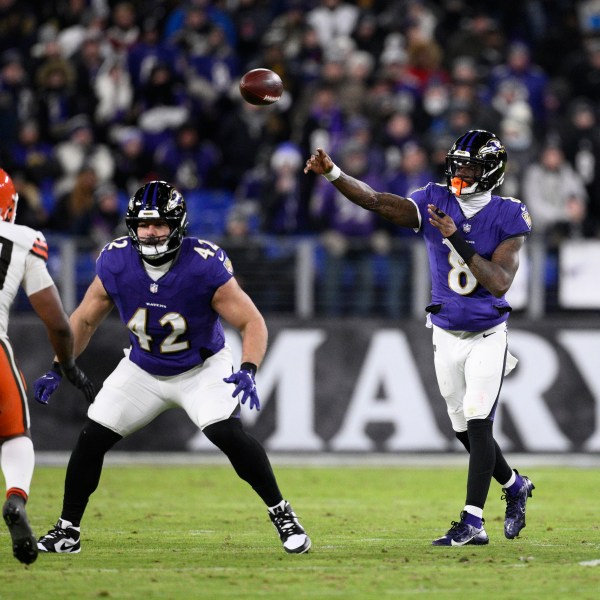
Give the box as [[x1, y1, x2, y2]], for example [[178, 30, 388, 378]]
[[223, 363, 260, 411], [34, 360, 96, 405], [33, 364, 62, 405]]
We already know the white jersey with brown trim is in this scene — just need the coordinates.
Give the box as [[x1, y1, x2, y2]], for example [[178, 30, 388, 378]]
[[0, 220, 53, 336]]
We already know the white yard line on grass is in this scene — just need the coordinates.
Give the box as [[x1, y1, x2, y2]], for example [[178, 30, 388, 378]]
[[36, 451, 600, 468]]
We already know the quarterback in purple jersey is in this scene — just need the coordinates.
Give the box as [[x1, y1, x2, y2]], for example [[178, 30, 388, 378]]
[[33, 181, 310, 555], [305, 130, 535, 546]]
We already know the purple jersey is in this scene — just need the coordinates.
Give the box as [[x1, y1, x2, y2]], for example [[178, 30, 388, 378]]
[[409, 183, 532, 331], [96, 237, 234, 375]]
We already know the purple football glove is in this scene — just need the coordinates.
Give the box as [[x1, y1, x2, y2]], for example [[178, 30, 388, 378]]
[[33, 364, 62, 405], [223, 366, 260, 411], [34, 360, 95, 405]]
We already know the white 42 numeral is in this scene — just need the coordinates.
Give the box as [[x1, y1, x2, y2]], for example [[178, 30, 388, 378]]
[[127, 308, 190, 353]]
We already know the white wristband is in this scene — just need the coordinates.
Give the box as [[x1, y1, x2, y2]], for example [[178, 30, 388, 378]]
[[322, 164, 341, 182]]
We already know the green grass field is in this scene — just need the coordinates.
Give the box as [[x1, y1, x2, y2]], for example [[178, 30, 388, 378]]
[[0, 463, 598, 599]]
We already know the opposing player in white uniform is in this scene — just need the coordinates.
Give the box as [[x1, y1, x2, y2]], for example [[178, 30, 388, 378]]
[[34, 180, 311, 555], [305, 130, 535, 546], [0, 169, 93, 564]]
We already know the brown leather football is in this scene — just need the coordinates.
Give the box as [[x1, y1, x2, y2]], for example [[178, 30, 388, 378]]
[[239, 68, 283, 105]]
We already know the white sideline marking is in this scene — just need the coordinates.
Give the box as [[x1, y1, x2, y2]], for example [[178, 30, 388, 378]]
[[579, 559, 600, 567], [36, 452, 600, 468]]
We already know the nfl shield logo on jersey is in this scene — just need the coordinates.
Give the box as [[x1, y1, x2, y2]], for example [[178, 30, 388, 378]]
[[150, 283, 158, 293], [462, 223, 471, 233]]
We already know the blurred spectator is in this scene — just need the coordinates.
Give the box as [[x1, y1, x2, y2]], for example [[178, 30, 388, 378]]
[[439, 12, 504, 76], [166, 2, 213, 55], [94, 58, 133, 135], [306, 0, 360, 51], [185, 23, 240, 105], [488, 41, 549, 123], [0, 0, 38, 55], [379, 111, 420, 172], [294, 83, 345, 159], [428, 133, 454, 183], [447, 56, 501, 132], [154, 120, 220, 193], [91, 182, 122, 250], [337, 50, 375, 118], [46, 165, 97, 235], [310, 141, 387, 316], [523, 137, 595, 311], [405, 37, 449, 94], [127, 17, 180, 90], [500, 116, 538, 200], [94, 55, 133, 130], [112, 127, 157, 196], [563, 38, 600, 102], [576, 0, 600, 36], [266, 1, 310, 65], [261, 141, 309, 235], [11, 172, 47, 229], [340, 114, 386, 175], [433, 103, 477, 142], [522, 140, 591, 239], [0, 51, 35, 154], [34, 50, 82, 143], [38, 0, 100, 32], [351, 11, 384, 60], [217, 99, 285, 191], [219, 203, 271, 309], [71, 32, 109, 122], [8, 119, 62, 193], [53, 114, 115, 197], [288, 23, 323, 85], [105, 1, 140, 57], [163, 0, 236, 48], [232, 0, 272, 68], [387, 141, 434, 198], [557, 98, 600, 229], [133, 60, 190, 151]]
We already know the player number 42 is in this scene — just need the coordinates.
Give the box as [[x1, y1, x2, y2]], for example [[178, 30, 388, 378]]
[[127, 308, 190, 354], [194, 240, 220, 259]]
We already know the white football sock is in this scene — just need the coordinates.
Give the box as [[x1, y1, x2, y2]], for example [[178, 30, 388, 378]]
[[1, 436, 34, 497]]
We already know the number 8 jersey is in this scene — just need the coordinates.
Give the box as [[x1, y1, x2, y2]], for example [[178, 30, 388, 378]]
[[96, 236, 234, 376], [408, 183, 532, 332]]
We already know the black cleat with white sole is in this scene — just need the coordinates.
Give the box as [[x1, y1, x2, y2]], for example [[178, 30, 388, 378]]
[[37, 519, 81, 553], [268, 501, 311, 554]]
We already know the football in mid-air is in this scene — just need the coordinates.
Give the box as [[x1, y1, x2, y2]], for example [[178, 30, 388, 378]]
[[239, 68, 283, 105]]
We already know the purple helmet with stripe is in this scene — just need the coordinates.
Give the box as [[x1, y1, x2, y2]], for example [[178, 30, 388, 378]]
[[126, 180, 188, 259], [445, 130, 507, 196]]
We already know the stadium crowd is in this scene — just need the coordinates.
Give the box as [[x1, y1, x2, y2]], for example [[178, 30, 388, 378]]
[[2, 0, 600, 315]]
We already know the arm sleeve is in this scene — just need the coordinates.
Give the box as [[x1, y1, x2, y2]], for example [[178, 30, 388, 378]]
[[22, 253, 55, 296]]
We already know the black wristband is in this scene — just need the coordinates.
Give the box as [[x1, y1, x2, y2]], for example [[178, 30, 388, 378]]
[[447, 231, 477, 263], [51, 361, 62, 375], [240, 362, 258, 376]]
